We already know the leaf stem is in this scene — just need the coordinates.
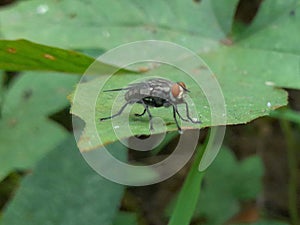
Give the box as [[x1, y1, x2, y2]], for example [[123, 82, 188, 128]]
[[270, 109, 300, 125], [168, 134, 208, 225], [280, 119, 299, 225]]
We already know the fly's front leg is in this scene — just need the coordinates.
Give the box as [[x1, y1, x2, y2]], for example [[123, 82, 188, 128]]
[[183, 101, 201, 124], [172, 105, 182, 134], [174, 105, 189, 122], [100, 101, 131, 121]]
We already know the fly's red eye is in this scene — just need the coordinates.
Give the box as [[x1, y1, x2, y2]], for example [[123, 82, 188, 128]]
[[171, 83, 181, 97], [177, 82, 186, 89]]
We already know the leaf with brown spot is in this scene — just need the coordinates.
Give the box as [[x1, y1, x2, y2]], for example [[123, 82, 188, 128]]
[[0, 39, 134, 74]]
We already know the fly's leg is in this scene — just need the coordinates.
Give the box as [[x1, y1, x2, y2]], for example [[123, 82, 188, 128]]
[[174, 105, 189, 122], [100, 102, 131, 121], [134, 108, 146, 117], [182, 102, 202, 124], [140, 101, 154, 131], [142, 101, 154, 130], [172, 106, 183, 134]]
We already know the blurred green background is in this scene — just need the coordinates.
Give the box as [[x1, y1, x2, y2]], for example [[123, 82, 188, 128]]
[[0, 0, 299, 225]]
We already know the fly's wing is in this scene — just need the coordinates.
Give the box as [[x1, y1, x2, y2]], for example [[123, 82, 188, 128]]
[[128, 81, 149, 88], [103, 87, 131, 92], [103, 81, 149, 92]]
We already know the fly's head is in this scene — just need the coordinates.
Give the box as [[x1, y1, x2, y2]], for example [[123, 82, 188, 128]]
[[170, 81, 190, 103]]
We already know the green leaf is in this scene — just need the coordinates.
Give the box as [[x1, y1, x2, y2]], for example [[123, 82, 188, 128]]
[[233, 156, 264, 200], [2, 72, 77, 116], [1, 137, 126, 225], [194, 147, 264, 225], [0, 118, 68, 182], [71, 60, 287, 150], [0, 71, 5, 109], [71, 69, 208, 150], [202, 45, 300, 90], [2, 0, 300, 149], [168, 141, 206, 225], [0, 0, 239, 49], [0, 72, 78, 181], [270, 108, 300, 125], [210, 0, 240, 35], [234, 219, 290, 225], [165, 146, 264, 225], [112, 212, 139, 225], [237, 0, 300, 54], [0, 39, 130, 74]]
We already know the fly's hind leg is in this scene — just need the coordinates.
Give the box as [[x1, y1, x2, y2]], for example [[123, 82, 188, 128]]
[[172, 105, 183, 134], [140, 101, 154, 131], [100, 101, 131, 121]]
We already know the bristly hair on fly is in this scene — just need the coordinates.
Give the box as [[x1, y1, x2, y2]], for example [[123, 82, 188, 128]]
[[100, 78, 201, 133]]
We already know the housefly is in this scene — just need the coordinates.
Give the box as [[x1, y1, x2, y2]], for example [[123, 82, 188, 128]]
[[100, 78, 201, 133]]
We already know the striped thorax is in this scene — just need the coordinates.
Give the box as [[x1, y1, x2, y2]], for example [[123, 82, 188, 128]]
[[124, 78, 188, 107]]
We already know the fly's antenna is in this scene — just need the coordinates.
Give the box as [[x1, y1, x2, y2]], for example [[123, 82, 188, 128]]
[[177, 82, 190, 92]]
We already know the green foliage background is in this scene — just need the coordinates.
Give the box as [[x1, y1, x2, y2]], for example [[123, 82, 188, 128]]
[[0, 0, 299, 224]]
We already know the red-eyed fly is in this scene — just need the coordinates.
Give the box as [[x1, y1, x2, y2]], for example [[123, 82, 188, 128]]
[[100, 78, 201, 133]]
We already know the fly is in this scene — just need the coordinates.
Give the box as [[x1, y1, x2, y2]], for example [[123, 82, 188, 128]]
[[100, 78, 201, 133]]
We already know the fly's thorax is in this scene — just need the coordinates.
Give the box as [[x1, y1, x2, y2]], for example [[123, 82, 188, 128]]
[[125, 85, 150, 102], [124, 79, 188, 105], [150, 85, 171, 100]]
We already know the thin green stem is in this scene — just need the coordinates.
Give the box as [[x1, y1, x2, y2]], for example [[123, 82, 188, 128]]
[[0, 71, 5, 119], [270, 109, 300, 125], [280, 119, 299, 225], [168, 135, 208, 225]]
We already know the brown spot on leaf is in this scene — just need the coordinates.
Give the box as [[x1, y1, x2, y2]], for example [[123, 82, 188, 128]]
[[138, 67, 150, 72], [192, 65, 208, 74], [193, 0, 201, 3], [22, 89, 33, 100], [8, 118, 18, 127], [69, 13, 77, 18], [220, 38, 233, 46], [7, 48, 17, 53], [44, 54, 56, 60], [290, 10, 295, 16], [144, 25, 157, 34]]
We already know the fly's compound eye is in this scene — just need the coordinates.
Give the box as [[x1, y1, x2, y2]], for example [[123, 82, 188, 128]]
[[171, 83, 184, 99]]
